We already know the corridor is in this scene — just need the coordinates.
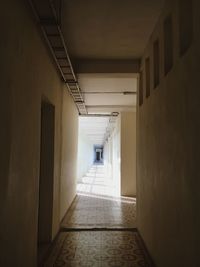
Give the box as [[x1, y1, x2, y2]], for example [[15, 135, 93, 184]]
[[1, 1, 200, 266], [43, 165, 153, 267]]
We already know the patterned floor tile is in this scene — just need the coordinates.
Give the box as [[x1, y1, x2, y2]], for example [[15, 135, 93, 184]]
[[61, 193, 136, 229], [43, 165, 153, 267], [44, 231, 153, 267], [61, 165, 136, 229]]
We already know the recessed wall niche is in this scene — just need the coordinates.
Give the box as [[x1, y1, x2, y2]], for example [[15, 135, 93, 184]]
[[145, 57, 150, 98], [164, 15, 173, 75], [139, 71, 143, 106], [153, 40, 160, 88]]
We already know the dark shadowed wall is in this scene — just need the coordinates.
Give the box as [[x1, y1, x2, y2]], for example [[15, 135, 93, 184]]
[[137, 0, 200, 266], [0, 1, 78, 266]]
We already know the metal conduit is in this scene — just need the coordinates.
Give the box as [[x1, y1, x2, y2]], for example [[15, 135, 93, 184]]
[[28, 0, 87, 115]]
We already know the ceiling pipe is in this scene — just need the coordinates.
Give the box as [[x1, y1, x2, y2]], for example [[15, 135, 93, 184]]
[[28, 0, 87, 115], [81, 91, 136, 95], [80, 112, 119, 117]]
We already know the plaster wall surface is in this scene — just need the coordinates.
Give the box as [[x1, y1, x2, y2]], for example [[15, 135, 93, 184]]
[[0, 1, 78, 266], [137, 0, 200, 266], [106, 115, 121, 195], [77, 131, 94, 182], [104, 117, 121, 194], [60, 89, 78, 221], [104, 137, 112, 179], [111, 116, 121, 194], [121, 112, 136, 197]]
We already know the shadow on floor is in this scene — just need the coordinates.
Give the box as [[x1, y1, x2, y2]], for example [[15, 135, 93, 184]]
[[41, 165, 154, 267]]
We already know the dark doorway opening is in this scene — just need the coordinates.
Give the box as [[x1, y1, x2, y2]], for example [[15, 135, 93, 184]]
[[38, 100, 55, 265], [94, 145, 103, 164], [96, 151, 100, 161]]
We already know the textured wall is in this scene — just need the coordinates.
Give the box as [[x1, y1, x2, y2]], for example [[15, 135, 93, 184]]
[[0, 1, 78, 266], [137, 0, 200, 266], [77, 131, 94, 182], [121, 112, 136, 197], [60, 89, 78, 221], [104, 116, 121, 195]]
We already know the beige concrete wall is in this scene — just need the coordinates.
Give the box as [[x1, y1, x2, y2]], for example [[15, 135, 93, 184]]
[[0, 1, 78, 266], [121, 112, 136, 197], [104, 136, 113, 179], [77, 131, 94, 182], [60, 89, 78, 221], [112, 116, 121, 195], [137, 0, 200, 266], [104, 116, 121, 195]]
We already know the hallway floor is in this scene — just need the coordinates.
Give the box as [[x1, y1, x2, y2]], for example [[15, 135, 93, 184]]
[[77, 165, 120, 197], [43, 165, 153, 267], [62, 164, 136, 229]]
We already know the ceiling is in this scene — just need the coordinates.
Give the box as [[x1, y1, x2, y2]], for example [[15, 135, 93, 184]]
[[30, 0, 164, 142], [79, 116, 110, 145], [60, 0, 164, 141], [61, 0, 164, 60], [78, 73, 137, 114], [59, 0, 164, 116]]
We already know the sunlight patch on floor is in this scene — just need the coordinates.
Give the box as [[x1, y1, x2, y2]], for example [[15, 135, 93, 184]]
[[77, 164, 120, 197]]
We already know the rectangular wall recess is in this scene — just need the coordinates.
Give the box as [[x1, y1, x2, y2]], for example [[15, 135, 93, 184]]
[[145, 57, 150, 98], [153, 40, 160, 88], [139, 71, 143, 106], [164, 15, 173, 75]]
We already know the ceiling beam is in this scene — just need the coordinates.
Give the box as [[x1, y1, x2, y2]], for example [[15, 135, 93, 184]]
[[73, 59, 140, 73]]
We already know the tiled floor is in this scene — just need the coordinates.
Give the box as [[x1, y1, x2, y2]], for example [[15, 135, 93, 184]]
[[43, 165, 153, 267], [77, 165, 120, 197], [61, 194, 136, 229], [61, 164, 136, 229], [44, 231, 153, 267]]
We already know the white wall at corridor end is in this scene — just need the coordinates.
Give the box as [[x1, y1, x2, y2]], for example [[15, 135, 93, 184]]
[[104, 116, 121, 195], [104, 112, 136, 197], [77, 127, 94, 182]]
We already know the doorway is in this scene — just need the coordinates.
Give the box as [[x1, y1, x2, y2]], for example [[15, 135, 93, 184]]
[[94, 146, 103, 163], [38, 100, 55, 264]]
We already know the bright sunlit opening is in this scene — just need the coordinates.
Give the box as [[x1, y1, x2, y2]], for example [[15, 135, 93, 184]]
[[77, 164, 120, 198]]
